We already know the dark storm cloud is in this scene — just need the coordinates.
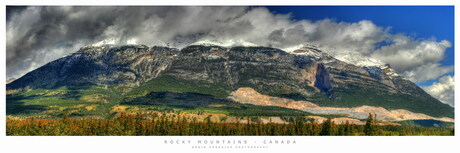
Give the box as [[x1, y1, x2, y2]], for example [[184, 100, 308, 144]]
[[6, 6, 249, 79], [6, 6, 27, 20]]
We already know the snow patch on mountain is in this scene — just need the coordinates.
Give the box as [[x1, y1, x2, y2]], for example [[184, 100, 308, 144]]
[[332, 51, 383, 67], [288, 45, 403, 79], [289, 45, 339, 64], [328, 51, 402, 79], [191, 39, 259, 47], [378, 64, 400, 77], [288, 44, 383, 67]]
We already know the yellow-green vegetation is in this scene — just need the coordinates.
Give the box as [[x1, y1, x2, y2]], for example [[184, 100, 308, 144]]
[[80, 94, 109, 103], [6, 113, 454, 136], [6, 89, 21, 95], [6, 85, 122, 119]]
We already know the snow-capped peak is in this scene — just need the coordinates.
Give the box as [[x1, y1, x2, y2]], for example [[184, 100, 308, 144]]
[[378, 64, 400, 78], [288, 44, 403, 79], [289, 45, 339, 64], [332, 51, 383, 67], [327, 51, 402, 78], [287, 44, 383, 67], [290, 44, 384, 67], [191, 39, 259, 47]]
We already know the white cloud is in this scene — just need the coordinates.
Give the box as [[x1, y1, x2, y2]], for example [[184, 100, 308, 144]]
[[422, 75, 455, 107], [402, 63, 453, 83], [309, 20, 388, 54], [371, 36, 451, 72], [6, 6, 453, 86]]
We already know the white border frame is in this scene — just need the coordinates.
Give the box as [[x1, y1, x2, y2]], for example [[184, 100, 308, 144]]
[[1, 1, 458, 153]]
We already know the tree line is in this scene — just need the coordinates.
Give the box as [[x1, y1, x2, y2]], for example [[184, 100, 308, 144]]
[[6, 113, 453, 136]]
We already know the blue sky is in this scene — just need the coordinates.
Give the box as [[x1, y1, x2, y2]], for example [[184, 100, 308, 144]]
[[267, 6, 454, 86]]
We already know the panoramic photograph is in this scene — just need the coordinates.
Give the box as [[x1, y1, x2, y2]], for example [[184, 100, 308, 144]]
[[5, 6, 454, 136]]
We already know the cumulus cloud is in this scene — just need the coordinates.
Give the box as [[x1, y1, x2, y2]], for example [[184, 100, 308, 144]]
[[422, 75, 455, 107], [401, 63, 453, 83], [371, 35, 451, 73], [6, 6, 453, 87]]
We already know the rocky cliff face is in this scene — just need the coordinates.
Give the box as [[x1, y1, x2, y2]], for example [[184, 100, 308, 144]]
[[7, 44, 454, 118], [8, 45, 179, 89], [161, 45, 328, 97]]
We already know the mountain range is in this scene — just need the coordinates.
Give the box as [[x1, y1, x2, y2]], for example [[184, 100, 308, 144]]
[[6, 44, 454, 124]]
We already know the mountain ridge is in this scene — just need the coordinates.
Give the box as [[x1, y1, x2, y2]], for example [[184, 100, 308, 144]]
[[7, 44, 454, 119]]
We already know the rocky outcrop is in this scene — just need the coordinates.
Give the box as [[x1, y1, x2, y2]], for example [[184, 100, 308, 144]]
[[314, 63, 332, 95], [228, 87, 319, 109]]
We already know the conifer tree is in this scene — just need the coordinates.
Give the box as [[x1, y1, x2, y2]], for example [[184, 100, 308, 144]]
[[320, 118, 333, 136], [344, 120, 353, 136], [364, 113, 377, 136]]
